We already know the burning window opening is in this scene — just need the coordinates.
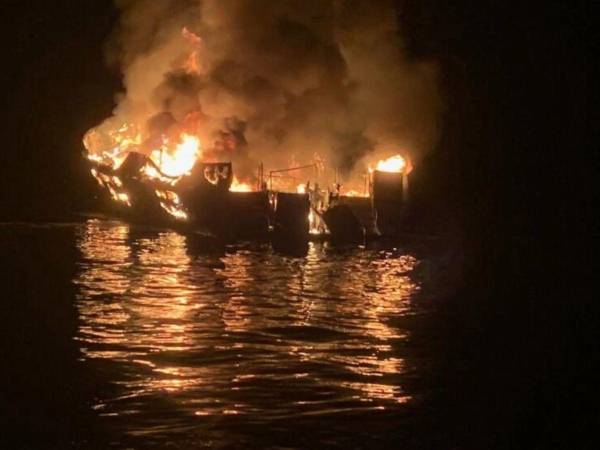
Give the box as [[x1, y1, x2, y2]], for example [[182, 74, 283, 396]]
[[155, 190, 188, 221]]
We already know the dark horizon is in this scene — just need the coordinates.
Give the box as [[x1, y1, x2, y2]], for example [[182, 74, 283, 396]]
[[1, 1, 594, 449]]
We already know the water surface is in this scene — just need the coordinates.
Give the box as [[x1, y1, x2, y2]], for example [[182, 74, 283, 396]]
[[3, 220, 453, 449]]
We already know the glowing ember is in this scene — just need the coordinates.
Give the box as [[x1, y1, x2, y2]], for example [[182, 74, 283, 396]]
[[230, 177, 253, 192], [371, 155, 407, 173], [297, 184, 307, 194]]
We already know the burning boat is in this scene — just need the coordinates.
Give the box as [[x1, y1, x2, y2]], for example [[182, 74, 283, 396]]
[[82, 22, 417, 245], [85, 131, 410, 244]]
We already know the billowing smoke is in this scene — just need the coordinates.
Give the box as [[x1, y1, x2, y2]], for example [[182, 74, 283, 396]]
[[90, 0, 440, 180]]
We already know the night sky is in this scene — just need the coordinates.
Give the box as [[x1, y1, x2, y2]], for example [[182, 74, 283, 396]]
[[0, 1, 594, 448], [1, 1, 120, 219]]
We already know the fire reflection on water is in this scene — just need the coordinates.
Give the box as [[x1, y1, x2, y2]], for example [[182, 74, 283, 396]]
[[74, 219, 422, 431]]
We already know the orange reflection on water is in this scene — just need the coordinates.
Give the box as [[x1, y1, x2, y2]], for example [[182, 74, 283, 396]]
[[273, 243, 419, 405], [74, 220, 424, 424], [76, 220, 201, 398]]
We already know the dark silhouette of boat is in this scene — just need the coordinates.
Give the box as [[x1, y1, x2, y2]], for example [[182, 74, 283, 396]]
[[88, 151, 408, 246]]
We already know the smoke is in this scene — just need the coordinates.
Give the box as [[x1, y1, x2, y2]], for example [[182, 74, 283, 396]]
[[92, 0, 441, 178]]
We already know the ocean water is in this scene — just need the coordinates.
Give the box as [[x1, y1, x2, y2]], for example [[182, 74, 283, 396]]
[[2, 220, 459, 449]]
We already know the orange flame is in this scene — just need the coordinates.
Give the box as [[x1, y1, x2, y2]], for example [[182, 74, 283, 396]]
[[149, 133, 201, 178], [230, 176, 253, 192], [182, 27, 202, 74], [370, 154, 407, 173], [90, 169, 131, 206], [84, 124, 142, 170], [155, 190, 188, 220], [182, 27, 202, 45], [344, 189, 368, 198], [84, 28, 209, 219]]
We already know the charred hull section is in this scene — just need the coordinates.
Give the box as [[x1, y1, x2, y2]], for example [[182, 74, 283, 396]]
[[179, 162, 233, 235], [270, 192, 310, 253], [273, 193, 309, 239], [322, 204, 365, 244], [228, 192, 270, 239], [90, 153, 181, 225], [371, 170, 406, 236], [88, 152, 409, 244]]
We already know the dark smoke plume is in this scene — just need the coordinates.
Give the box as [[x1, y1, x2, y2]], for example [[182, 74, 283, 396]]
[[93, 0, 441, 178]]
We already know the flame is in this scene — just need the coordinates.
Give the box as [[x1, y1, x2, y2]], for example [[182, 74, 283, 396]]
[[184, 50, 200, 74], [86, 128, 201, 216], [149, 134, 201, 178], [155, 190, 188, 220], [141, 164, 178, 185], [84, 28, 206, 214], [84, 124, 141, 170], [344, 189, 368, 198], [90, 169, 131, 206], [182, 27, 202, 74], [370, 154, 407, 173], [182, 27, 202, 45], [230, 176, 253, 192], [297, 184, 306, 194]]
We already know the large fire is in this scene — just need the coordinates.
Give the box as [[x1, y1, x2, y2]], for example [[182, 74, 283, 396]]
[[85, 127, 202, 179], [83, 26, 412, 230], [84, 123, 139, 170], [83, 26, 208, 194], [149, 134, 201, 177]]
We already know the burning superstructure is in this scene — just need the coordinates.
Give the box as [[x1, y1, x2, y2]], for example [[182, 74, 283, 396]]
[[85, 128, 410, 242], [83, 1, 432, 242]]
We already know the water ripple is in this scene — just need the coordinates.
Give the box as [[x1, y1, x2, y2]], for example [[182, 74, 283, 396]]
[[73, 219, 428, 441]]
